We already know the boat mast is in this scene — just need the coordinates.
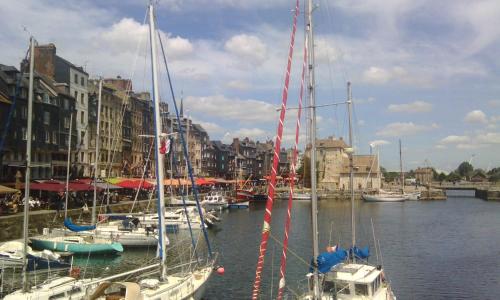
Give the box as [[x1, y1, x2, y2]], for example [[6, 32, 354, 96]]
[[399, 139, 404, 194], [22, 36, 35, 293], [307, 0, 320, 298], [64, 113, 73, 220], [92, 79, 102, 225], [148, 3, 168, 280], [347, 82, 355, 259]]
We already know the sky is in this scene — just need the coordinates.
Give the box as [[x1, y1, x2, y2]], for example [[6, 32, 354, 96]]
[[1, 0, 499, 172]]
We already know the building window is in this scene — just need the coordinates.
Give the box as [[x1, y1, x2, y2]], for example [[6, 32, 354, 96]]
[[43, 111, 50, 125], [81, 111, 84, 124], [45, 131, 50, 143], [21, 106, 27, 119], [22, 128, 27, 140], [80, 152, 84, 162], [64, 99, 69, 109], [64, 117, 70, 129], [81, 93, 84, 104], [53, 131, 57, 144], [81, 77, 85, 86], [74, 91, 78, 101], [74, 74, 78, 84]]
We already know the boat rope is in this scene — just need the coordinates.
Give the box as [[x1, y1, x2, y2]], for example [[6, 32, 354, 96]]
[[157, 29, 213, 259], [269, 233, 310, 267], [252, 0, 300, 298], [277, 28, 307, 300], [130, 139, 155, 212], [170, 137, 199, 261]]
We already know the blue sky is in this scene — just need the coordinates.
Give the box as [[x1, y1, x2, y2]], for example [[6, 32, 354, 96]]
[[1, 0, 499, 172]]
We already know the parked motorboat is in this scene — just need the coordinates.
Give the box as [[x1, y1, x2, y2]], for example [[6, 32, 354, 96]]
[[201, 191, 229, 210]]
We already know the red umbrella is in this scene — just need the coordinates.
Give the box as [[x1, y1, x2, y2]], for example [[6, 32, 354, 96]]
[[116, 180, 154, 189]]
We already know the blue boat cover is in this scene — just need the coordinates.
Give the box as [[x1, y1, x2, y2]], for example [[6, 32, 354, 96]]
[[350, 246, 370, 259], [64, 218, 96, 232], [310, 247, 348, 273]]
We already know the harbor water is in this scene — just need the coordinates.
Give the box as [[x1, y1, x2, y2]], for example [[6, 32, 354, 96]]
[[4, 195, 498, 299]]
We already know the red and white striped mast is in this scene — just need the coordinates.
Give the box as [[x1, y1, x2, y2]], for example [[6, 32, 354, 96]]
[[251, 0, 300, 298], [276, 18, 308, 300]]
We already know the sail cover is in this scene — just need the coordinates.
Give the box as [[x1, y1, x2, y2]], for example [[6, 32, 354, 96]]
[[311, 247, 348, 273], [64, 218, 96, 232], [350, 246, 370, 259]]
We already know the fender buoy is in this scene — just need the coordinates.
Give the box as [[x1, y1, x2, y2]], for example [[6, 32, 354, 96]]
[[69, 267, 81, 279], [216, 266, 225, 275]]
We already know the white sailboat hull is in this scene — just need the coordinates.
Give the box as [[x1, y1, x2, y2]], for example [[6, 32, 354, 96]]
[[50, 226, 159, 247], [89, 265, 214, 300], [362, 194, 407, 202]]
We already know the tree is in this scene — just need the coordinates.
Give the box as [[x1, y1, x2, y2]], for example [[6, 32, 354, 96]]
[[457, 161, 473, 180], [297, 155, 311, 188], [437, 172, 446, 182], [446, 171, 461, 182], [488, 168, 500, 182]]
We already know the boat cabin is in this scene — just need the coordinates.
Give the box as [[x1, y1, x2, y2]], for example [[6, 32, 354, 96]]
[[311, 263, 386, 299]]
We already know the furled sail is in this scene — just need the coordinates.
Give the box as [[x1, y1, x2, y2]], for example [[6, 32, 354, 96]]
[[312, 247, 348, 274], [64, 218, 96, 232]]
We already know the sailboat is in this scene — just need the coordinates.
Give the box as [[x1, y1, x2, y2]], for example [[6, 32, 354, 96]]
[[363, 140, 408, 202], [86, 4, 216, 299], [302, 81, 396, 299], [246, 1, 394, 298], [299, 3, 396, 294]]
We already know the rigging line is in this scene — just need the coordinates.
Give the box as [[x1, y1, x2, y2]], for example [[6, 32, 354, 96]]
[[322, 0, 349, 84], [277, 23, 307, 300], [317, 0, 337, 105], [170, 136, 199, 261], [104, 8, 148, 178], [130, 138, 155, 213], [252, 1, 300, 298], [156, 25, 213, 260], [269, 233, 310, 268], [277, 100, 347, 111]]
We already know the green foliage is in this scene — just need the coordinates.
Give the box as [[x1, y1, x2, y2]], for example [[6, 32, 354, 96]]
[[298, 155, 311, 188], [446, 171, 462, 182], [437, 172, 447, 182], [487, 168, 500, 182], [457, 161, 474, 179]]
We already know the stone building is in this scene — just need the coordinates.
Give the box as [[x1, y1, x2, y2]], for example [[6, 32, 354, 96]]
[[415, 167, 433, 185], [88, 80, 124, 177], [317, 137, 380, 191], [211, 141, 231, 178], [34, 43, 90, 176], [0, 64, 76, 181]]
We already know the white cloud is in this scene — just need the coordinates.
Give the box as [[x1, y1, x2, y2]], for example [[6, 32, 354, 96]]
[[435, 145, 447, 150], [456, 143, 486, 150], [226, 80, 250, 90], [388, 101, 433, 113], [376, 122, 438, 137], [440, 135, 470, 144], [184, 95, 277, 123], [369, 140, 390, 147], [224, 34, 268, 66], [361, 67, 392, 84], [464, 110, 488, 124], [476, 132, 500, 144]]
